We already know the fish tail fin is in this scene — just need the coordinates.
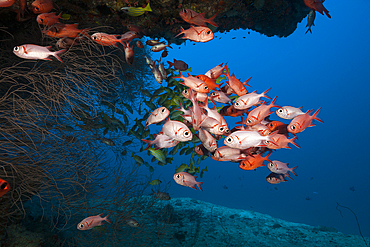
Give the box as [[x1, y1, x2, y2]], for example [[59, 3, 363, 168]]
[[167, 60, 174, 68], [174, 27, 185, 38], [144, 2, 152, 12], [197, 182, 203, 191], [262, 87, 272, 99], [53, 49, 66, 63], [324, 9, 331, 18], [312, 107, 324, 123], [243, 76, 252, 87], [105, 214, 112, 224], [141, 139, 152, 150], [291, 166, 298, 176], [207, 12, 219, 27], [290, 136, 300, 148], [305, 28, 312, 34]]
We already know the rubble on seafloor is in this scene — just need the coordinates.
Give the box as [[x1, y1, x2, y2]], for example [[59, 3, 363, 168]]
[[0, 197, 368, 247]]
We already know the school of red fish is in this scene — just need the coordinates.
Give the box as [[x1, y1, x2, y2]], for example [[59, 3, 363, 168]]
[[0, 0, 328, 229]]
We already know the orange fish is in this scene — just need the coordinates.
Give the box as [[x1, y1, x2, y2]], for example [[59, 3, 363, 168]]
[[0, 0, 15, 7], [220, 104, 247, 118], [223, 64, 251, 96], [31, 0, 54, 14], [17, 0, 26, 21], [195, 74, 221, 91], [77, 214, 112, 230], [91, 32, 123, 47], [36, 12, 62, 26], [179, 9, 218, 27], [239, 151, 272, 171], [265, 134, 300, 149], [287, 107, 323, 134], [45, 23, 89, 38], [0, 178, 10, 198], [175, 26, 214, 43], [245, 96, 279, 126], [303, 0, 331, 18], [266, 121, 289, 135]]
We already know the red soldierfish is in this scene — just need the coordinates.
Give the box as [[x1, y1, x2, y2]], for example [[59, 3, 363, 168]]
[[224, 64, 251, 96], [13, 44, 66, 62], [224, 130, 277, 150], [0, 0, 15, 7], [205, 63, 226, 79], [0, 178, 10, 198], [36, 12, 63, 26], [198, 128, 217, 152], [77, 214, 112, 230], [265, 134, 300, 149], [304, 0, 331, 18], [179, 9, 218, 27], [145, 107, 170, 129], [276, 106, 304, 119], [122, 41, 134, 65], [267, 160, 298, 176], [17, 0, 26, 21], [287, 107, 323, 134], [209, 91, 231, 104], [160, 119, 192, 142], [173, 71, 209, 93], [173, 172, 203, 191], [141, 134, 178, 150], [91, 33, 123, 47], [31, 0, 54, 14], [266, 172, 289, 184], [195, 74, 220, 91], [233, 88, 271, 110], [175, 26, 214, 43], [245, 96, 279, 126]]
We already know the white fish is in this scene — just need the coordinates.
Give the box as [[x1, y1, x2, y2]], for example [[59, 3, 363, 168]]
[[13, 44, 66, 62], [145, 107, 170, 129], [267, 160, 298, 176], [276, 106, 304, 119], [198, 128, 217, 152], [224, 130, 276, 150], [161, 119, 192, 142], [233, 88, 271, 110]]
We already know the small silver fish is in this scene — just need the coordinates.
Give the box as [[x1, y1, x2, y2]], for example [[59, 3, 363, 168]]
[[305, 10, 316, 34]]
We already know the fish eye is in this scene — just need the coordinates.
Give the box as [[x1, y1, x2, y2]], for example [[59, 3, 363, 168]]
[[79, 223, 84, 228], [0, 182, 7, 189], [225, 129, 229, 134], [268, 123, 273, 127], [13, 46, 19, 51], [176, 174, 180, 178], [204, 86, 208, 90], [247, 119, 252, 124], [206, 31, 211, 35], [35, 6, 40, 11], [210, 92, 215, 96], [92, 36, 97, 40], [235, 102, 239, 106], [219, 127, 224, 132], [226, 137, 232, 143], [184, 131, 190, 137], [161, 108, 166, 112], [278, 109, 283, 113], [290, 125, 296, 130], [184, 89, 188, 94], [268, 162, 273, 167]]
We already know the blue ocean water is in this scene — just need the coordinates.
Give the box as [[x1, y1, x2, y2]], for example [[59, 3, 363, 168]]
[[147, 0, 370, 238]]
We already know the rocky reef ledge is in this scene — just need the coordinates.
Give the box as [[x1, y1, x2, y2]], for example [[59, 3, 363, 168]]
[[1, 197, 367, 246]]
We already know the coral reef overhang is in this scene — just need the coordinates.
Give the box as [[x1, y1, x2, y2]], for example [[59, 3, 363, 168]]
[[1, 0, 311, 40]]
